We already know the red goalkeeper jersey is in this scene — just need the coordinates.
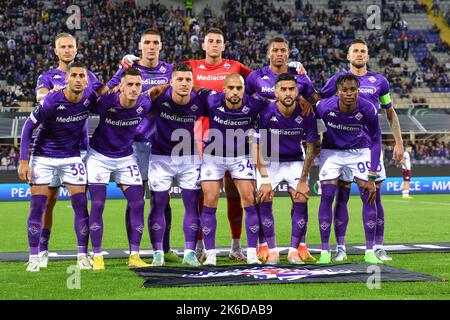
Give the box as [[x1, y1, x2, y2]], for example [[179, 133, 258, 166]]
[[184, 59, 252, 157], [184, 58, 252, 92]]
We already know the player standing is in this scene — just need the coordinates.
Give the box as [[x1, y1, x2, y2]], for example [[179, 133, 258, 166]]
[[319, 39, 403, 262], [245, 36, 318, 262], [34, 33, 104, 267], [19, 62, 95, 271], [183, 28, 253, 261], [315, 74, 383, 264], [86, 68, 151, 271], [147, 64, 206, 266], [108, 29, 179, 263], [196, 74, 269, 265], [400, 144, 413, 199], [254, 74, 320, 264]]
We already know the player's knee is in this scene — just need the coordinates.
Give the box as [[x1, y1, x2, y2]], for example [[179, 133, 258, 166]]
[[240, 192, 255, 207]]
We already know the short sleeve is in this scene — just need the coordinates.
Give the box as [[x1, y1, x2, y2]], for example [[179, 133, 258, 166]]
[[106, 67, 124, 89], [320, 74, 339, 98], [379, 77, 393, 109]]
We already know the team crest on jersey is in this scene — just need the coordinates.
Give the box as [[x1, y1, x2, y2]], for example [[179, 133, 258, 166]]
[[270, 116, 278, 122], [298, 219, 306, 228], [107, 107, 117, 113], [262, 75, 270, 80], [368, 76, 377, 83], [199, 64, 206, 70], [80, 225, 89, 236], [190, 104, 198, 112], [365, 220, 377, 229], [28, 226, 39, 235], [136, 106, 143, 114], [136, 224, 144, 234], [262, 219, 273, 228], [355, 112, 363, 120], [202, 226, 211, 235], [57, 105, 66, 110], [152, 223, 162, 231], [90, 223, 101, 232], [320, 222, 330, 231], [224, 62, 231, 70], [189, 223, 199, 232], [242, 106, 250, 114], [159, 66, 167, 73], [295, 116, 303, 124]]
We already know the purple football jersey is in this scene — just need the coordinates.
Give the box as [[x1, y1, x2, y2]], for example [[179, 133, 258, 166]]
[[198, 90, 269, 157], [315, 95, 381, 172], [89, 92, 152, 158], [245, 66, 316, 101], [256, 102, 319, 162], [151, 88, 208, 156], [35, 68, 104, 150], [107, 61, 173, 143], [320, 70, 392, 110], [21, 89, 96, 159]]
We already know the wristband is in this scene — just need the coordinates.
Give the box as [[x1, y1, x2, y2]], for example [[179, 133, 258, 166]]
[[261, 176, 271, 184], [368, 171, 377, 180]]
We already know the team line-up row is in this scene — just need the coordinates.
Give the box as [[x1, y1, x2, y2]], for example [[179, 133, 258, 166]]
[[20, 29, 404, 271]]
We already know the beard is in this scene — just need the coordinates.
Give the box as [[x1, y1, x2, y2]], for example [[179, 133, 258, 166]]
[[281, 97, 295, 108], [226, 96, 242, 105], [350, 60, 366, 69]]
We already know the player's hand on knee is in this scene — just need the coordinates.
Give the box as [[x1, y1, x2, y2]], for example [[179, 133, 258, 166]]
[[364, 180, 377, 205], [18, 160, 30, 183], [287, 61, 307, 75], [121, 54, 140, 69], [298, 97, 312, 116], [295, 181, 310, 200], [258, 184, 273, 202]]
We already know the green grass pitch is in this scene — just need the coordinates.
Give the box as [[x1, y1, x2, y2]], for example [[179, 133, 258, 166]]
[[0, 194, 449, 300]]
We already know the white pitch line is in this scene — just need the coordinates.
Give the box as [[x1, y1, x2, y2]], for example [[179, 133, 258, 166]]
[[383, 200, 450, 206]]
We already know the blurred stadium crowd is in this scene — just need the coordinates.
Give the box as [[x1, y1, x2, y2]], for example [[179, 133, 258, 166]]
[[0, 0, 449, 107]]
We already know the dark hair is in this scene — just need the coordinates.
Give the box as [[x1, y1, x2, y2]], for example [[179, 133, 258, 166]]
[[141, 28, 161, 39], [349, 39, 367, 50], [275, 73, 297, 85], [173, 63, 193, 73], [120, 68, 142, 79], [206, 28, 223, 37], [336, 74, 360, 90], [67, 61, 86, 72], [268, 37, 289, 50]]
